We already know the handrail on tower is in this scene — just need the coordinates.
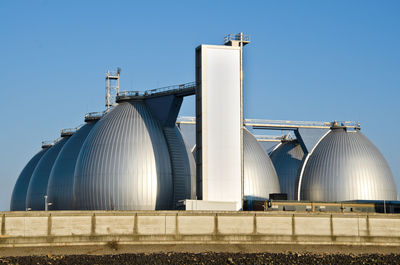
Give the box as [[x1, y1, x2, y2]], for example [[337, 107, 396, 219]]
[[105, 68, 121, 110], [224, 33, 250, 46]]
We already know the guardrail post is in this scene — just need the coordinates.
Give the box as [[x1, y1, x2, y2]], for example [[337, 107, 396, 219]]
[[47, 213, 52, 236], [91, 213, 96, 236], [330, 214, 336, 241], [253, 213, 257, 235], [291, 214, 296, 241], [175, 213, 179, 239], [214, 213, 218, 237], [133, 213, 138, 238], [1, 214, 5, 235]]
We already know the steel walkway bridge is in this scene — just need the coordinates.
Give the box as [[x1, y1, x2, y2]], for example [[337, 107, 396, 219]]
[[244, 119, 360, 130], [176, 117, 360, 130], [115, 80, 358, 132], [116, 82, 196, 102]]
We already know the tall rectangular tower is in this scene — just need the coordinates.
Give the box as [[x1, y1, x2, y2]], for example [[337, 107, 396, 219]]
[[195, 36, 246, 210]]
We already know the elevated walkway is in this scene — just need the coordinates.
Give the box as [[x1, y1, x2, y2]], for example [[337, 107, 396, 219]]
[[176, 117, 360, 130], [176, 117, 360, 154], [254, 135, 290, 142], [244, 119, 360, 130], [116, 82, 196, 102]]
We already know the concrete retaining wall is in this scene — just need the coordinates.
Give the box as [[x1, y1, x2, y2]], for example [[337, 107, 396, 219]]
[[1, 211, 400, 247]]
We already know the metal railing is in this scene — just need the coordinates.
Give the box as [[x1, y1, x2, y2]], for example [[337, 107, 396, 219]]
[[224, 33, 250, 43], [334, 121, 361, 129], [245, 119, 360, 130], [117, 82, 196, 100], [41, 137, 63, 148], [147, 82, 196, 95], [176, 116, 196, 124], [254, 135, 292, 142], [85, 111, 105, 121], [60, 128, 76, 136], [245, 119, 331, 128], [105, 69, 120, 79], [41, 141, 54, 148]]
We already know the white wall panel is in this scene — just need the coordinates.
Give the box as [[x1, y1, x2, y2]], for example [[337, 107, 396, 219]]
[[197, 45, 242, 209]]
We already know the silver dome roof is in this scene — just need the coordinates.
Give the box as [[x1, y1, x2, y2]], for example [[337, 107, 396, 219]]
[[26, 137, 70, 210], [299, 128, 398, 201], [73, 101, 174, 210], [47, 121, 98, 210], [270, 140, 305, 200], [243, 128, 280, 201], [192, 129, 281, 201], [164, 126, 196, 205], [10, 147, 49, 211]]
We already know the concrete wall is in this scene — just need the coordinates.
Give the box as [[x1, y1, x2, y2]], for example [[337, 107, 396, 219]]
[[1, 211, 400, 247]]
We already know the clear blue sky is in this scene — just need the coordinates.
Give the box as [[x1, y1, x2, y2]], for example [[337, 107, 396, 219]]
[[1, 0, 399, 211]]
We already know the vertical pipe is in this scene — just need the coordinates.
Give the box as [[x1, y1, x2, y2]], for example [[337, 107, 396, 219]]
[[117, 73, 120, 94], [44, 195, 48, 211], [240, 33, 244, 210]]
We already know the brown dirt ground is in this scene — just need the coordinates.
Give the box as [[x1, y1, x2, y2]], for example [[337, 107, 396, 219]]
[[1, 243, 399, 257]]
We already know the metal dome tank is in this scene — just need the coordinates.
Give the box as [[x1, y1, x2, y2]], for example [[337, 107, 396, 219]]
[[46, 113, 102, 210], [26, 133, 72, 210], [10, 143, 52, 211], [163, 125, 196, 206], [243, 128, 280, 201], [193, 129, 281, 201], [270, 138, 305, 200], [299, 126, 398, 201], [73, 100, 194, 210]]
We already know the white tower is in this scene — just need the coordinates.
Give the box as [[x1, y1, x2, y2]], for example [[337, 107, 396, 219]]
[[195, 33, 250, 210]]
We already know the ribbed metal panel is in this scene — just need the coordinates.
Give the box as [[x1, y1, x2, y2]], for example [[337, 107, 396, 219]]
[[163, 126, 196, 208], [73, 101, 173, 210], [47, 122, 97, 210], [10, 148, 48, 211], [243, 129, 280, 201], [259, 141, 281, 154], [300, 128, 398, 201], [26, 137, 69, 210], [270, 140, 305, 200], [177, 123, 196, 150]]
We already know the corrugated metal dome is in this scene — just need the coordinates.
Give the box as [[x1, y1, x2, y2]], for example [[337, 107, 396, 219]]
[[270, 140, 304, 200], [299, 128, 398, 201], [192, 129, 280, 201], [163, 125, 196, 206], [10, 147, 49, 211], [243, 128, 280, 201], [26, 136, 71, 210], [47, 120, 98, 210], [73, 101, 194, 210]]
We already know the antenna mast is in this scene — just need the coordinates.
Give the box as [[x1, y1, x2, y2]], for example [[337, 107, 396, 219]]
[[105, 67, 121, 110]]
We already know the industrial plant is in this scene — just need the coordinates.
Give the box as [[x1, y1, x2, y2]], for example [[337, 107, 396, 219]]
[[10, 34, 399, 212]]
